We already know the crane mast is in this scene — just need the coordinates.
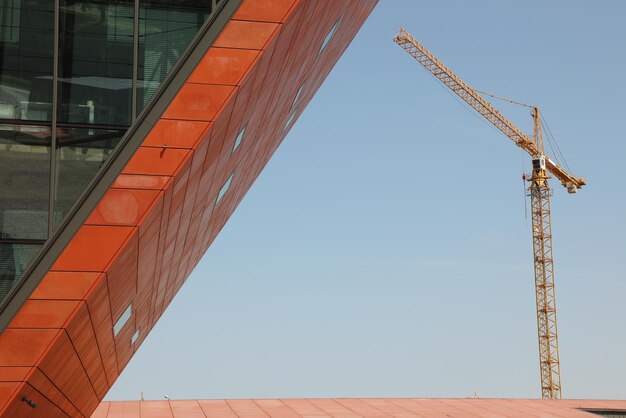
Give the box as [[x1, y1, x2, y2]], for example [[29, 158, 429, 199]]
[[528, 109, 561, 399], [394, 28, 585, 399]]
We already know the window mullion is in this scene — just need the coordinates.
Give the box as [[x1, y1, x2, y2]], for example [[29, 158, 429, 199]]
[[48, 0, 60, 238], [132, 0, 139, 121]]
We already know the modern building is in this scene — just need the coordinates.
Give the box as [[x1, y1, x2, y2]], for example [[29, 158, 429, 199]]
[[1, 2, 623, 418], [0, 1, 378, 416], [92, 398, 626, 418]]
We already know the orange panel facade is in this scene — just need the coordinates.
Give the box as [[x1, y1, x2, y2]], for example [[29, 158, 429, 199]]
[[0, 1, 378, 417]]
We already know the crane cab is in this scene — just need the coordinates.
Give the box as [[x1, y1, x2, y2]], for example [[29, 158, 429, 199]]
[[532, 155, 547, 172]]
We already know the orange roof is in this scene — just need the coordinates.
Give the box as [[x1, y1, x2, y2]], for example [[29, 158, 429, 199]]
[[92, 398, 626, 417]]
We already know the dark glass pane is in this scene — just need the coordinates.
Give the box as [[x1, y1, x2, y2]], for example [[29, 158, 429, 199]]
[[0, 124, 51, 240], [58, 1, 134, 126], [0, 0, 54, 121], [137, 0, 212, 113], [54, 126, 124, 227], [0, 242, 41, 302]]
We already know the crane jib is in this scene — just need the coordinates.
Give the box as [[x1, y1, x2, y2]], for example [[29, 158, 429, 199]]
[[394, 29, 584, 191]]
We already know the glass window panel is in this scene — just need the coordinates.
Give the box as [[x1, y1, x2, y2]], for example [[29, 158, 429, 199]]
[[137, 0, 212, 113], [292, 82, 305, 109], [0, 2, 20, 44], [215, 173, 233, 206], [0, 0, 54, 121], [0, 242, 41, 303], [113, 303, 132, 336], [0, 124, 50, 240], [58, 0, 134, 126], [319, 18, 341, 54], [284, 108, 297, 131], [232, 125, 245, 153], [54, 126, 124, 227]]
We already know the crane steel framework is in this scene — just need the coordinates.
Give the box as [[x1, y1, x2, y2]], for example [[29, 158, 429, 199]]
[[394, 28, 585, 399]]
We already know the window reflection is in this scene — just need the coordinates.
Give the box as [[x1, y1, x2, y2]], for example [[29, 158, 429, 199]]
[[0, 242, 41, 301], [137, 0, 212, 112], [58, 0, 134, 126], [0, 124, 51, 241], [0, 0, 227, 305], [54, 126, 124, 226], [0, 123, 49, 302], [0, 0, 54, 121]]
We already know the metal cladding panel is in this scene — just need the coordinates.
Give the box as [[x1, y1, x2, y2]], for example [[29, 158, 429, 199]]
[[0, 1, 378, 416], [92, 399, 626, 418]]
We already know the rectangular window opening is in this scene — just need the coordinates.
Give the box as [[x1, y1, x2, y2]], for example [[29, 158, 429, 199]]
[[291, 83, 305, 110], [113, 304, 132, 336], [232, 125, 246, 153], [215, 173, 233, 207], [131, 329, 140, 345], [319, 18, 342, 54], [284, 108, 298, 132]]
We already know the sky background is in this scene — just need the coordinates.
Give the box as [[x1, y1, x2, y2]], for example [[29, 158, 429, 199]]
[[106, 0, 626, 401]]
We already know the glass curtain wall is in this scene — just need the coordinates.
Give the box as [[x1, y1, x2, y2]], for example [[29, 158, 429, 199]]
[[0, 0, 54, 298], [0, 0, 220, 303], [137, 0, 213, 111]]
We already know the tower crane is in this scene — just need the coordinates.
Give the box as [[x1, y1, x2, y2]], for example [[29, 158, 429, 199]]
[[393, 28, 585, 399]]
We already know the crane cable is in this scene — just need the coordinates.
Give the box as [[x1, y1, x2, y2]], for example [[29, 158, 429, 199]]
[[522, 149, 528, 222], [439, 83, 531, 222], [473, 88, 535, 109], [541, 113, 573, 174], [423, 69, 504, 138], [421, 68, 576, 189], [474, 89, 575, 176]]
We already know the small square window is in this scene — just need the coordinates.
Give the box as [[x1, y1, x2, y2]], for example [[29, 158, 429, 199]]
[[113, 304, 132, 336], [215, 173, 233, 206], [319, 18, 341, 54], [232, 125, 246, 153], [131, 329, 140, 345]]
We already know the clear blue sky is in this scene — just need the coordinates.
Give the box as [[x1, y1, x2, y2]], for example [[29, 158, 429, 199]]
[[106, 0, 626, 400]]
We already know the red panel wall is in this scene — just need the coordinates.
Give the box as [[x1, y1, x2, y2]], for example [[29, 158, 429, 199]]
[[93, 398, 626, 418], [0, 1, 377, 416]]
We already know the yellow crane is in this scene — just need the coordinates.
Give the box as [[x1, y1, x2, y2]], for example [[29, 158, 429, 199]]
[[394, 28, 585, 399]]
